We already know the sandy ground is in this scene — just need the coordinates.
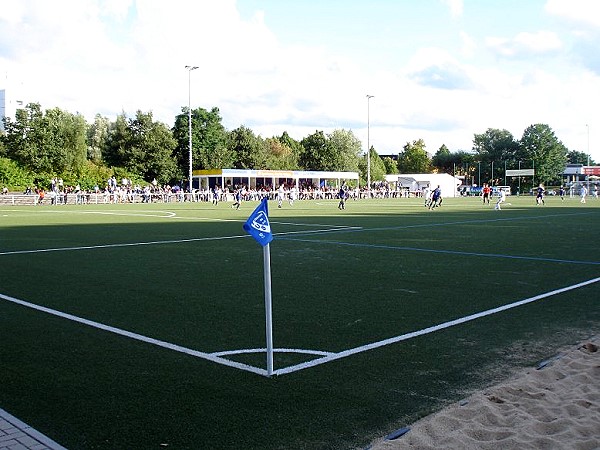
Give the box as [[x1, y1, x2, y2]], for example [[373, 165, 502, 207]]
[[369, 337, 599, 450]]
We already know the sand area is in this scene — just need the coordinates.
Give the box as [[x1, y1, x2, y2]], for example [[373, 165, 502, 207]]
[[369, 337, 599, 449]]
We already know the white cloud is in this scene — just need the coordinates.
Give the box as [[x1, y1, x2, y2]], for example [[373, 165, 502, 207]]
[[99, 0, 134, 21], [459, 31, 477, 58], [545, 0, 600, 28], [486, 31, 562, 58], [0, 0, 25, 23], [440, 0, 463, 18]]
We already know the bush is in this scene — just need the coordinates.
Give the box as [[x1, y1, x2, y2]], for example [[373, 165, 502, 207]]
[[60, 161, 113, 190], [0, 157, 35, 190], [0, 156, 153, 192]]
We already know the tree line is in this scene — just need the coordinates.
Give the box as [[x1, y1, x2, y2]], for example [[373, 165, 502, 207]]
[[0, 102, 594, 191]]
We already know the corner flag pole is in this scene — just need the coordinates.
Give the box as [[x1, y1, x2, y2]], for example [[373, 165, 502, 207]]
[[263, 243, 274, 376], [242, 197, 275, 376]]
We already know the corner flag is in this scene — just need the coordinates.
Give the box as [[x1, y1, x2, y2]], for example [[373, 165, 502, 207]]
[[243, 197, 275, 376], [243, 198, 273, 246]]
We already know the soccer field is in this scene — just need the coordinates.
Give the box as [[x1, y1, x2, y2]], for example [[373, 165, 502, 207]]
[[1, 196, 599, 449]]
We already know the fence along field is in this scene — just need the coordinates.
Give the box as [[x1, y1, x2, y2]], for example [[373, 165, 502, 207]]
[[0, 197, 599, 449]]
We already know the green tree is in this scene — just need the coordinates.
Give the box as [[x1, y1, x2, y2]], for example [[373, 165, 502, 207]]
[[105, 111, 179, 184], [457, 150, 476, 181], [103, 112, 129, 168], [520, 124, 568, 184], [2, 103, 87, 175], [472, 128, 519, 183], [431, 144, 453, 174], [299, 129, 361, 171], [299, 130, 329, 170], [327, 129, 362, 172], [397, 139, 431, 173], [278, 131, 303, 160], [172, 107, 230, 171], [229, 126, 268, 169], [3, 103, 49, 172], [382, 156, 398, 175], [87, 114, 110, 164], [567, 149, 595, 165], [265, 137, 299, 170], [358, 146, 386, 185], [0, 131, 6, 158], [45, 107, 88, 174]]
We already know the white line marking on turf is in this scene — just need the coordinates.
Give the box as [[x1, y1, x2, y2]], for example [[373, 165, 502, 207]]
[[271, 221, 360, 228], [79, 210, 177, 218], [0, 234, 251, 256], [282, 238, 600, 266], [0, 209, 179, 218], [0, 277, 600, 376], [211, 348, 333, 357], [274, 276, 600, 375], [0, 228, 360, 256], [0, 292, 269, 377], [1, 277, 597, 377], [278, 211, 596, 238]]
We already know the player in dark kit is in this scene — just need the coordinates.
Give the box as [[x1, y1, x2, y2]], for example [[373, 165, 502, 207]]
[[536, 184, 545, 205], [429, 185, 442, 209]]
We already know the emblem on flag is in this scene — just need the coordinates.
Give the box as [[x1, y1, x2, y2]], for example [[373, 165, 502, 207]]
[[243, 198, 273, 246]]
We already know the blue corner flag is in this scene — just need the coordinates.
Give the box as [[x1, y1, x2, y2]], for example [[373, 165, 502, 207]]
[[243, 198, 273, 246]]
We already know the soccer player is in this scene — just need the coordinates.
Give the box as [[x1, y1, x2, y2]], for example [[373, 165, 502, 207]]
[[212, 185, 220, 205], [536, 184, 545, 205], [289, 186, 297, 206], [423, 184, 431, 208], [231, 188, 242, 210], [429, 185, 442, 209], [580, 185, 588, 203], [495, 188, 506, 210], [482, 183, 491, 204], [277, 184, 285, 208], [338, 185, 347, 210]]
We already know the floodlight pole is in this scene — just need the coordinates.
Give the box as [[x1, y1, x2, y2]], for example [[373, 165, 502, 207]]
[[587, 124, 590, 191], [185, 65, 199, 195], [366, 95, 374, 198]]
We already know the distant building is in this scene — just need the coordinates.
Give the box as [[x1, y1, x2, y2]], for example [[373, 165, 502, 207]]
[[0, 88, 24, 132], [192, 168, 359, 191], [563, 164, 600, 184]]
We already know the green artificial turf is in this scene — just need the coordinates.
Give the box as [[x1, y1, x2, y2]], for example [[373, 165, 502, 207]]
[[1, 196, 599, 449]]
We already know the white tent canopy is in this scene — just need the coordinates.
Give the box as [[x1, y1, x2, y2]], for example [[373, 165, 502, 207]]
[[385, 173, 462, 198]]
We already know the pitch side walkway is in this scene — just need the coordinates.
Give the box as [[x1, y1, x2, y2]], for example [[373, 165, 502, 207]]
[[0, 409, 66, 450]]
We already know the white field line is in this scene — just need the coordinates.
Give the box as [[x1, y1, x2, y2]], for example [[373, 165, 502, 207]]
[[211, 348, 334, 357], [281, 211, 596, 238], [0, 292, 269, 377], [79, 210, 177, 218], [282, 238, 600, 266], [2, 209, 591, 257], [0, 234, 250, 256], [0, 209, 178, 218], [2, 277, 598, 378], [274, 276, 600, 375], [0, 227, 360, 257], [0, 207, 358, 228]]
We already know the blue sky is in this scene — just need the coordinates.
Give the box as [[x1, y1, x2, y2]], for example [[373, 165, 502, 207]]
[[1, 0, 599, 161]]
